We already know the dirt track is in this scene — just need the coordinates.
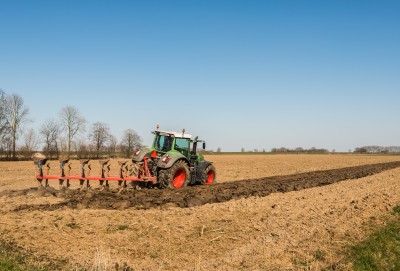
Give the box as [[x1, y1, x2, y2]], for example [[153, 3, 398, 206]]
[[11, 161, 400, 211]]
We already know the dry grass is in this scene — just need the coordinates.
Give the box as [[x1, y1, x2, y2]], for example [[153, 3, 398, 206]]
[[92, 249, 112, 271]]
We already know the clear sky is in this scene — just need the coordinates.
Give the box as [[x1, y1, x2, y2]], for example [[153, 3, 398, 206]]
[[1, 0, 399, 152]]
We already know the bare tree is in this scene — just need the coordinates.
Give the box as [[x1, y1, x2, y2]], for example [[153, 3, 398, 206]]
[[89, 122, 110, 158], [40, 119, 60, 158], [121, 129, 142, 157], [0, 89, 9, 141], [4, 94, 30, 159], [107, 134, 117, 156], [59, 106, 86, 156], [0, 135, 12, 159], [0, 90, 12, 158], [23, 128, 39, 152]]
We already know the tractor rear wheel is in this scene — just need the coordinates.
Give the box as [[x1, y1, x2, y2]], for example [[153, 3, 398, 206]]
[[158, 160, 189, 189], [201, 164, 216, 185]]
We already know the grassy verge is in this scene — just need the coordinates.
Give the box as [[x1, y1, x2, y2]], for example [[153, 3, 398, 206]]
[[0, 241, 50, 271], [348, 205, 400, 271]]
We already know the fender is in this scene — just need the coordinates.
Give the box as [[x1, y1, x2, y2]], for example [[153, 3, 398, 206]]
[[157, 153, 189, 169], [132, 147, 153, 162]]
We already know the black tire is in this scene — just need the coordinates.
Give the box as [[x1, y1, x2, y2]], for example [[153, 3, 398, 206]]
[[201, 164, 216, 185], [129, 162, 140, 177], [158, 160, 189, 189], [128, 162, 140, 189]]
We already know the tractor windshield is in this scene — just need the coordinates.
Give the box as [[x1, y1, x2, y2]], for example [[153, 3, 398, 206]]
[[154, 134, 174, 152], [175, 137, 190, 155]]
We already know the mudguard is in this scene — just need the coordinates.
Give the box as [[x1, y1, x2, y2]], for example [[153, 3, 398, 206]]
[[157, 153, 189, 169], [132, 147, 153, 162]]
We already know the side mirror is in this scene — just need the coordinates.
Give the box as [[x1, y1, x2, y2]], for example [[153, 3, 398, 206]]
[[202, 142, 206, 150]]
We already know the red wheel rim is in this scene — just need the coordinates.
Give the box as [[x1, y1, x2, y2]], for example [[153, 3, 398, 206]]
[[206, 171, 214, 184], [172, 169, 186, 188]]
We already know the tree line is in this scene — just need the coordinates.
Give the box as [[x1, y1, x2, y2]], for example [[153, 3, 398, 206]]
[[0, 89, 142, 160], [270, 147, 329, 153], [354, 146, 400, 153]]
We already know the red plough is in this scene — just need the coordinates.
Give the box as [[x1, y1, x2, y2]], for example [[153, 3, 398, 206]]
[[34, 155, 156, 190]]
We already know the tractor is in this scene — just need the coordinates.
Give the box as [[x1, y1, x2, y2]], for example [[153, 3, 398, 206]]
[[131, 128, 216, 189]]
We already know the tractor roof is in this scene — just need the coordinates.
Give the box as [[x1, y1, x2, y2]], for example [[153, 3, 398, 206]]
[[154, 130, 192, 139]]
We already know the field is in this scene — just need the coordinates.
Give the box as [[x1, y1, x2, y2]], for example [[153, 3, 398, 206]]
[[1, 154, 400, 270]]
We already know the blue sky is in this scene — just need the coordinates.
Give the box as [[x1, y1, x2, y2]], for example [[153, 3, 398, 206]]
[[1, 0, 399, 151]]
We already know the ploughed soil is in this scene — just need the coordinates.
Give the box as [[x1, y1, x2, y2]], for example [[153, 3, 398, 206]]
[[9, 161, 400, 211], [1, 156, 400, 270]]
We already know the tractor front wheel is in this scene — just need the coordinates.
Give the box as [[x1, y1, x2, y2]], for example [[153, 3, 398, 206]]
[[158, 160, 189, 189], [201, 164, 216, 185]]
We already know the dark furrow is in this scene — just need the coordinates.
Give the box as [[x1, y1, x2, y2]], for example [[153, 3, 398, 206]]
[[10, 161, 400, 212]]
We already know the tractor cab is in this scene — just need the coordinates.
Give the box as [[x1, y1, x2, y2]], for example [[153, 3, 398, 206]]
[[152, 130, 191, 155], [151, 130, 205, 161]]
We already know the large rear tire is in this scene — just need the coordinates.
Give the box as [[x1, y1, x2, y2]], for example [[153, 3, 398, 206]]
[[158, 160, 189, 189], [201, 164, 216, 185]]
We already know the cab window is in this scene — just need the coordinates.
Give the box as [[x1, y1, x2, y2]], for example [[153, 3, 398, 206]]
[[155, 135, 173, 152], [175, 138, 189, 152]]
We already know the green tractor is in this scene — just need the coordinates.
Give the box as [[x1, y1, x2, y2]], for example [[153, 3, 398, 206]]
[[131, 129, 216, 189]]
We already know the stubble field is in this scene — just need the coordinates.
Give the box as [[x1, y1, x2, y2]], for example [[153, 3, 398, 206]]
[[0, 154, 400, 270]]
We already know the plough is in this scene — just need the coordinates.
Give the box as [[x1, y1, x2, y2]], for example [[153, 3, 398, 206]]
[[33, 154, 156, 190]]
